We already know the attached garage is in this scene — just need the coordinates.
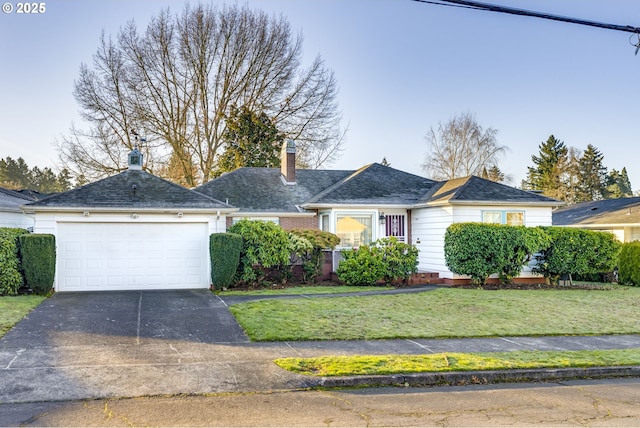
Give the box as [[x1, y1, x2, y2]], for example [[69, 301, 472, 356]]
[[57, 222, 210, 291], [22, 148, 235, 292]]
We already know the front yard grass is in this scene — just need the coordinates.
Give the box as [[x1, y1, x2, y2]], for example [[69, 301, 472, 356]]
[[275, 349, 640, 376], [0, 295, 46, 338], [230, 287, 640, 341]]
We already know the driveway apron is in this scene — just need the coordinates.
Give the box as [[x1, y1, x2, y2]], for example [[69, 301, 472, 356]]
[[0, 290, 309, 403]]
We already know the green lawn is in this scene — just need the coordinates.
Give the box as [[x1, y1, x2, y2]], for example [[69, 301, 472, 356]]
[[230, 287, 640, 341], [275, 349, 640, 376], [0, 295, 46, 338], [217, 285, 393, 296]]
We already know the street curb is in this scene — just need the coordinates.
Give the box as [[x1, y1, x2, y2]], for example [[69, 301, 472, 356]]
[[313, 366, 640, 389]]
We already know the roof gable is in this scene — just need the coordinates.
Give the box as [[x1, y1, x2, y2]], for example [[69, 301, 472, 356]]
[[24, 170, 230, 210], [418, 176, 560, 206], [552, 197, 640, 226], [304, 163, 436, 206]]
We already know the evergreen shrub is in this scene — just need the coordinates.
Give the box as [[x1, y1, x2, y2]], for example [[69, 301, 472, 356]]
[[618, 241, 640, 286], [533, 227, 621, 285], [209, 233, 243, 290], [289, 229, 340, 282], [337, 237, 419, 286], [0, 228, 29, 295], [18, 234, 56, 295], [227, 219, 291, 284], [444, 223, 549, 286]]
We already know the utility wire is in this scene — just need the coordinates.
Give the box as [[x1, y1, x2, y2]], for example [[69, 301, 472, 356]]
[[412, 0, 640, 34]]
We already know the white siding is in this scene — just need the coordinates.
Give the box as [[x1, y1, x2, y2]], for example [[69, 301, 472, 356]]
[[0, 212, 34, 229], [412, 206, 453, 278]]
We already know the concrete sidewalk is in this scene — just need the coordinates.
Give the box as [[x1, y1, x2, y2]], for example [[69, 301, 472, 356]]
[[2, 332, 640, 404], [1, 289, 639, 404]]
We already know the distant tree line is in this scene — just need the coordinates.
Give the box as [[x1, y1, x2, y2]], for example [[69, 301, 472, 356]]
[[522, 135, 632, 204], [0, 157, 78, 193], [421, 113, 632, 203]]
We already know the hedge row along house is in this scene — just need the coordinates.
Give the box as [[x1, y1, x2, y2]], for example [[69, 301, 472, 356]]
[[16, 141, 562, 292]]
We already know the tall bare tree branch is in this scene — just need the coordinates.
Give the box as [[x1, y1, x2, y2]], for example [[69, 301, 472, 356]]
[[59, 3, 344, 186], [421, 112, 507, 180]]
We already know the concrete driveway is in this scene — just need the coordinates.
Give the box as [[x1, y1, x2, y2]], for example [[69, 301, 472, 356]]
[[0, 290, 311, 403]]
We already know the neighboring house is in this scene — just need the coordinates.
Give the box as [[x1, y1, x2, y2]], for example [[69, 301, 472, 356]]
[[22, 147, 235, 292], [0, 186, 36, 230], [552, 197, 640, 242], [197, 141, 561, 284]]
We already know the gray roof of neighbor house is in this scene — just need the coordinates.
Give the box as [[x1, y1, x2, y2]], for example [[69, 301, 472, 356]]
[[23, 170, 232, 211], [194, 167, 353, 213], [552, 197, 640, 226], [303, 163, 436, 207], [417, 175, 561, 206], [0, 187, 36, 213]]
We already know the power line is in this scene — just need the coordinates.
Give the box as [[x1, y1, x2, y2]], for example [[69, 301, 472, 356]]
[[412, 0, 640, 53]]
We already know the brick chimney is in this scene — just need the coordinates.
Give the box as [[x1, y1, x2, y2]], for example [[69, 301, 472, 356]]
[[281, 139, 296, 184]]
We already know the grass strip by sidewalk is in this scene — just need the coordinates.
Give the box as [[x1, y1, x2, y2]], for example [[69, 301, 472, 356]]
[[274, 349, 640, 377], [230, 288, 640, 341], [0, 295, 46, 338]]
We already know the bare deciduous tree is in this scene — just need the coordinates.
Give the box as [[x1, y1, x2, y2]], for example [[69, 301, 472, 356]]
[[58, 4, 344, 186], [421, 112, 507, 180]]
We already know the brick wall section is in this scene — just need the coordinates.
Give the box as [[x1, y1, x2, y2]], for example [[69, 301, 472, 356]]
[[279, 216, 318, 230], [224, 216, 318, 230]]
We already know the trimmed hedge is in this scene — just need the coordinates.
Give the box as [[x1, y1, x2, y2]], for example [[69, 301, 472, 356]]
[[18, 234, 56, 295], [533, 227, 621, 285], [0, 228, 29, 295], [209, 233, 243, 290], [618, 241, 640, 286], [444, 223, 549, 286]]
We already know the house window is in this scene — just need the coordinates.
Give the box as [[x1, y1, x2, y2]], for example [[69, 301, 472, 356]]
[[385, 214, 406, 242], [336, 214, 373, 247], [482, 210, 525, 226], [320, 214, 330, 232], [505, 212, 524, 226]]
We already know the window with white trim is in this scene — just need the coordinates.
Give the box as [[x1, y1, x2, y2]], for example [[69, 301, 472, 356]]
[[335, 213, 374, 247], [482, 210, 525, 226]]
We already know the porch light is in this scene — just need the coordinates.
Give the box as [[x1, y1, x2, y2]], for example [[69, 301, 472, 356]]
[[379, 212, 386, 225]]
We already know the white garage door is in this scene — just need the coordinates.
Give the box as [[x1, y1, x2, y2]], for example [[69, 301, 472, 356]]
[[57, 222, 210, 291]]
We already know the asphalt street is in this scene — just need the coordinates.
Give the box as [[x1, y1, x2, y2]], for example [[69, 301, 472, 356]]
[[2, 379, 640, 426]]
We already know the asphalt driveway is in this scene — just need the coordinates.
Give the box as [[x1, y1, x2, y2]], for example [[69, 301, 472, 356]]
[[1, 289, 249, 347], [0, 290, 310, 403]]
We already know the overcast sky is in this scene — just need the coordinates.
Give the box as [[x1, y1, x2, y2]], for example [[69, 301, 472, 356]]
[[1, 0, 639, 190]]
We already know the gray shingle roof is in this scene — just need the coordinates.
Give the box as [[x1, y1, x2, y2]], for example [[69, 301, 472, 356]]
[[303, 163, 436, 206], [417, 176, 561, 206], [194, 168, 353, 213], [552, 197, 640, 226], [0, 187, 35, 212], [24, 170, 231, 210]]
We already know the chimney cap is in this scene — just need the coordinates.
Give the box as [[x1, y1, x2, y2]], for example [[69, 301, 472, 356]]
[[284, 139, 296, 153]]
